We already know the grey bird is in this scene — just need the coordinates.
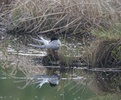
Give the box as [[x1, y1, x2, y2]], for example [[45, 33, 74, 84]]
[[29, 36, 61, 50]]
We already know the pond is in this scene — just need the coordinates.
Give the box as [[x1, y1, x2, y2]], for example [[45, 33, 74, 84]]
[[0, 68, 95, 100], [0, 69, 121, 100], [0, 36, 121, 100], [0, 36, 94, 100]]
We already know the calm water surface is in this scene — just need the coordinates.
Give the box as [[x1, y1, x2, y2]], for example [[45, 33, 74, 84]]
[[0, 78, 95, 100], [0, 69, 95, 100]]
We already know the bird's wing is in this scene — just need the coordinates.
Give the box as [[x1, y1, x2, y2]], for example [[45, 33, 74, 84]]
[[36, 79, 48, 89], [31, 36, 49, 45], [28, 44, 46, 49], [37, 35, 49, 45], [31, 37, 44, 44], [45, 40, 61, 49], [57, 40, 61, 47]]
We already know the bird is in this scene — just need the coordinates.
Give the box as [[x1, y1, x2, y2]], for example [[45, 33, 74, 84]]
[[29, 35, 87, 67], [30, 74, 60, 88], [28, 36, 61, 50]]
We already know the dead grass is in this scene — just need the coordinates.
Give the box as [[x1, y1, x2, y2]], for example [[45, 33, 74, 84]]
[[87, 39, 121, 67], [0, 0, 121, 35], [85, 39, 121, 92]]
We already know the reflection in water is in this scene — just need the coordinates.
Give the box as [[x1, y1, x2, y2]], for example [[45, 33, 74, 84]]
[[13, 73, 86, 89], [29, 74, 60, 88], [0, 75, 94, 100]]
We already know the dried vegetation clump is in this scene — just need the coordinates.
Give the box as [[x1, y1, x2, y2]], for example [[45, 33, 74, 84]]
[[87, 39, 121, 92], [0, 0, 121, 35], [89, 39, 121, 68]]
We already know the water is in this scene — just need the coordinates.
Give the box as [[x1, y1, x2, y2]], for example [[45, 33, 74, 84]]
[[0, 37, 95, 100], [0, 65, 95, 100], [0, 75, 95, 100], [0, 37, 121, 100]]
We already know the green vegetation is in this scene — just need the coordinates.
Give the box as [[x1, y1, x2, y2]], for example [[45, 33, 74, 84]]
[[92, 24, 121, 39]]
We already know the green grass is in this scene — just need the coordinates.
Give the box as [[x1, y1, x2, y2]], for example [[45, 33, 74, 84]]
[[91, 24, 121, 39]]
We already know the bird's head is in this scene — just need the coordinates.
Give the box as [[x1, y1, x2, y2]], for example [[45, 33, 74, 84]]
[[50, 37, 58, 41], [48, 74, 60, 87]]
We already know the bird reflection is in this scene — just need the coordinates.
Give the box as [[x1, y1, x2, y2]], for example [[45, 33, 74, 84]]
[[29, 74, 60, 88]]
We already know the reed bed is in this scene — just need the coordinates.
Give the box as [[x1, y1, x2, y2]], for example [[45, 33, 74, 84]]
[[86, 39, 121, 92], [0, 0, 121, 35]]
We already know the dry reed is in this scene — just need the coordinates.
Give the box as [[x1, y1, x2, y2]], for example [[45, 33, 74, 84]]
[[0, 0, 121, 35], [86, 39, 121, 92]]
